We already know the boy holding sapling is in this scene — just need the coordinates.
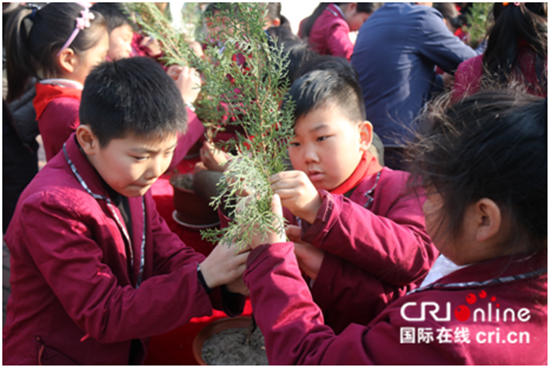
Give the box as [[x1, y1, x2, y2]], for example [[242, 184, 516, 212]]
[[270, 69, 438, 332], [203, 67, 438, 333], [3, 57, 247, 365]]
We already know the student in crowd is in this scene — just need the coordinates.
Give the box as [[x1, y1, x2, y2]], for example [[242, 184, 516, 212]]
[[351, 2, 476, 170], [293, 55, 384, 165], [3, 57, 249, 365], [5, 3, 202, 165], [264, 3, 291, 31], [298, 3, 380, 60], [90, 3, 133, 61], [5, 3, 108, 162], [266, 70, 436, 332], [452, 2, 547, 103], [244, 90, 547, 365]]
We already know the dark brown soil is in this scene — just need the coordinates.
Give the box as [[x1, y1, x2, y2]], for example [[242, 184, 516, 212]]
[[202, 327, 268, 365], [171, 173, 194, 190]]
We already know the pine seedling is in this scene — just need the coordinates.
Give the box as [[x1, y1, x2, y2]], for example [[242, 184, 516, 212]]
[[127, 3, 295, 250]]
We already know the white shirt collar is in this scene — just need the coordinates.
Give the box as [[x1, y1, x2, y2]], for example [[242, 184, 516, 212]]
[[420, 254, 472, 288], [40, 78, 84, 90]]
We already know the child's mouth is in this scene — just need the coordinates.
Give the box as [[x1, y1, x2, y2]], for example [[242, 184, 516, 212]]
[[307, 170, 324, 182]]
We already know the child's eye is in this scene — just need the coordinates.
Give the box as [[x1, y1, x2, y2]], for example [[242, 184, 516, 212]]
[[133, 156, 148, 161], [289, 142, 300, 147], [317, 136, 329, 142]]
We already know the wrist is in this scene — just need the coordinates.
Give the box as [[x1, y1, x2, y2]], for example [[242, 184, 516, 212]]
[[300, 194, 322, 225], [198, 262, 216, 290]]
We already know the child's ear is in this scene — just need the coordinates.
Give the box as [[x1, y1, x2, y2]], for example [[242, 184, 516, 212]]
[[56, 48, 80, 75], [76, 125, 99, 156], [358, 120, 373, 152], [472, 198, 502, 242]]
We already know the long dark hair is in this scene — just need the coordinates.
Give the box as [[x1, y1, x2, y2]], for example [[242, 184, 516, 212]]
[[300, 3, 379, 40], [5, 3, 106, 102], [408, 90, 547, 253], [482, 3, 547, 94]]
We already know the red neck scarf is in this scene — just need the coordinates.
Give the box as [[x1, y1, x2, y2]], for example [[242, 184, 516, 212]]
[[330, 151, 382, 195], [33, 83, 82, 120]]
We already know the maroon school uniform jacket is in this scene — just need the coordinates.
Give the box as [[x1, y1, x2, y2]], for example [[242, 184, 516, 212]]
[[299, 166, 437, 332], [166, 107, 205, 172], [245, 243, 547, 364], [3, 134, 244, 365], [307, 4, 355, 60]]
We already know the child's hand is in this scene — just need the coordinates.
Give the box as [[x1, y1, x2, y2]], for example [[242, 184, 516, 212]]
[[285, 224, 302, 243], [200, 141, 230, 172], [270, 171, 321, 225], [225, 275, 249, 295], [286, 225, 324, 280], [194, 161, 208, 174], [171, 65, 202, 105], [199, 242, 250, 289], [250, 194, 286, 249], [294, 241, 325, 281], [140, 36, 162, 56], [189, 41, 205, 59]]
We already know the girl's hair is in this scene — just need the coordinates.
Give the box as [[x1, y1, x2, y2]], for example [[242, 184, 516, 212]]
[[482, 3, 547, 94], [301, 3, 380, 40], [5, 3, 106, 102], [408, 90, 547, 253]]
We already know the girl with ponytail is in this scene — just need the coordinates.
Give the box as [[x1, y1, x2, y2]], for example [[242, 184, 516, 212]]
[[452, 3, 547, 102], [5, 3, 108, 161]]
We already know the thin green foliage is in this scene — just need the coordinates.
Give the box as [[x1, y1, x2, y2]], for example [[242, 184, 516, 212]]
[[127, 3, 294, 250], [464, 3, 493, 49]]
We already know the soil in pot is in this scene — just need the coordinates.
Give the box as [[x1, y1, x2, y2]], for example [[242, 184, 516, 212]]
[[202, 326, 268, 365]]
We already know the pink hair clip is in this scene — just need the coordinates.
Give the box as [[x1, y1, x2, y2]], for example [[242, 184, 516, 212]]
[[57, 2, 95, 56]]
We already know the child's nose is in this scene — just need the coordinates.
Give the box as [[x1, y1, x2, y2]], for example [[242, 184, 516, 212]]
[[303, 146, 319, 163], [146, 157, 167, 180]]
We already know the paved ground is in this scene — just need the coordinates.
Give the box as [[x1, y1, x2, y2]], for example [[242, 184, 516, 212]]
[[3, 136, 46, 325]]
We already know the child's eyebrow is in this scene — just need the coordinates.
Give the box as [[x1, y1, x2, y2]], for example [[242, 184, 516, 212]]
[[131, 143, 177, 154], [309, 124, 329, 133]]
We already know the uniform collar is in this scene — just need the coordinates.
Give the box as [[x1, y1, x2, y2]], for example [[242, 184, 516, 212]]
[[327, 3, 345, 19], [410, 250, 547, 294], [63, 132, 114, 201]]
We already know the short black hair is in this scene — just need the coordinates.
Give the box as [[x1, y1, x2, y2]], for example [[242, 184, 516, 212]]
[[408, 90, 547, 252], [90, 3, 130, 34], [294, 55, 359, 84], [80, 57, 187, 147], [286, 67, 365, 124]]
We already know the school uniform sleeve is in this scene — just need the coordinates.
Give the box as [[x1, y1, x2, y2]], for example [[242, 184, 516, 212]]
[[415, 7, 476, 74], [244, 242, 466, 365], [18, 188, 230, 344], [326, 20, 355, 60], [310, 252, 408, 332], [450, 55, 483, 104], [146, 193, 245, 317], [301, 176, 436, 286], [166, 107, 205, 172]]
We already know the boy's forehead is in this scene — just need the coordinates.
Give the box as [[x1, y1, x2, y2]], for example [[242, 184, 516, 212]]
[[295, 103, 355, 131], [104, 133, 178, 150]]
